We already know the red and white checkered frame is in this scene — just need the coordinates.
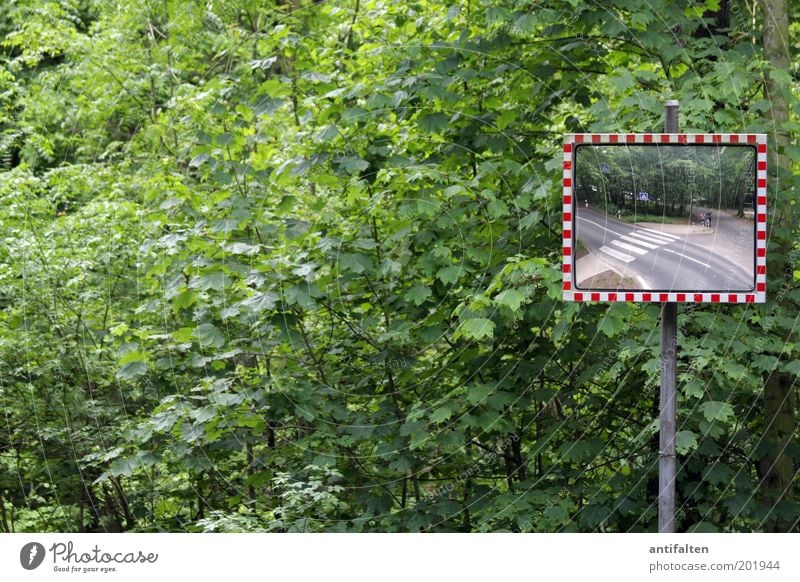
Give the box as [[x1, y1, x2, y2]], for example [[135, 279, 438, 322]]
[[562, 133, 767, 303]]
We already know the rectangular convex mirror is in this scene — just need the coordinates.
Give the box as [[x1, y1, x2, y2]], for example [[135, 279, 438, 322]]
[[562, 134, 766, 303]]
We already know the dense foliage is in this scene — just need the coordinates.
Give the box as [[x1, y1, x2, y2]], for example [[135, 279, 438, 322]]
[[0, 0, 798, 533]]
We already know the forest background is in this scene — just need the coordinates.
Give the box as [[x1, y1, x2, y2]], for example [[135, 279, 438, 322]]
[[0, 0, 798, 533]]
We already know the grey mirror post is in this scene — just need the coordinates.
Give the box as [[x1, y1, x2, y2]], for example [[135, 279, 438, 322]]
[[660, 100, 678, 534]]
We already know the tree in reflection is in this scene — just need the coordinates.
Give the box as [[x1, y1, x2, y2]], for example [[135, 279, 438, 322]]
[[575, 145, 754, 218]]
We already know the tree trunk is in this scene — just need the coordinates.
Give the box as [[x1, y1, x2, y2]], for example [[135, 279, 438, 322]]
[[736, 177, 745, 217], [758, 373, 796, 530], [759, 0, 795, 532], [0, 489, 9, 532]]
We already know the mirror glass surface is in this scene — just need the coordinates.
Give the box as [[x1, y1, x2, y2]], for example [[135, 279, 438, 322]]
[[573, 144, 756, 292]]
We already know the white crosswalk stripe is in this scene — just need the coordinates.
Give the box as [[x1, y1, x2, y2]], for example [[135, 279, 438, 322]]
[[638, 227, 680, 240], [599, 245, 635, 263], [599, 228, 681, 264], [628, 231, 674, 245], [610, 240, 648, 255], [619, 234, 659, 249]]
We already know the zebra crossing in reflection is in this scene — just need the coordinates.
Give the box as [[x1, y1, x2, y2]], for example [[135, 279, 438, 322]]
[[599, 228, 680, 263]]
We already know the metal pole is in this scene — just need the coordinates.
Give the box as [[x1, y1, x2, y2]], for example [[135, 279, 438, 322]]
[[659, 100, 679, 533]]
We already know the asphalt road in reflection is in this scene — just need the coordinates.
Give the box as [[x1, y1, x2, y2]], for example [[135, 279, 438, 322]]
[[575, 207, 754, 292]]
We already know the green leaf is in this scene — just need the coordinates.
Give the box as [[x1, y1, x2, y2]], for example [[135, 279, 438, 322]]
[[458, 318, 495, 340], [380, 258, 402, 277], [277, 195, 295, 213], [436, 265, 462, 285], [342, 107, 367, 122], [476, 411, 503, 431], [196, 271, 230, 291], [782, 360, 800, 376], [109, 452, 157, 478], [485, 7, 512, 25], [752, 354, 779, 372], [702, 462, 733, 485], [597, 305, 628, 337], [259, 78, 291, 98], [722, 362, 747, 379], [543, 503, 569, 525], [241, 292, 278, 312], [226, 242, 259, 255], [339, 156, 369, 174], [116, 351, 147, 380], [675, 430, 698, 454], [210, 219, 239, 234], [189, 152, 209, 168], [182, 455, 213, 471], [418, 113, 449, 133], [405, 284, 432, 306], [558, 440, 593, 462], [195, 323, 226, 348], [245, 471, 273, 487], [682, 379, 704, 399], [340, 253, 372, 274], [487, 198, 509, 218], [687, 522, 719, 533], [116, 360, 147, 380], [109, 456, 138, 477], [430, 406, 452, 423], [251, 96, 285, 116], [181, 422, 205, 443], [284, 285, 315, 309], [191, 406, 217, 423], [173, 289, 195, 311], [700, 401, 734, 423], [513, 13, 538, 34], [607, 71, 636, 92], [314, 124, 339, 143], [467, 383, 495, 405], [400, 420, 425, 436], [495, 289, 525, 311], [388, 456, 413, 473]]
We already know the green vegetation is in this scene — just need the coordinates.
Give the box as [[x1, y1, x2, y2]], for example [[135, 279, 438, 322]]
[[613, 211, 693, 225], [0, 0, 798, 533]]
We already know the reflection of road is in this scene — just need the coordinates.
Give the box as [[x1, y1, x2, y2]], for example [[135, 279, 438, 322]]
[[575, 208, 754, 291], [694, 206, 756, 269]]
